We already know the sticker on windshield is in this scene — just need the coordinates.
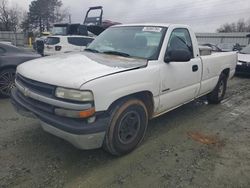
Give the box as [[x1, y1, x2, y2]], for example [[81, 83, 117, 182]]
[[142, 27, 162, 32]]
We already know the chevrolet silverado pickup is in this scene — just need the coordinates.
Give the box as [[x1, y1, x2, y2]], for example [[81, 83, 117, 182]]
[[11, 24, 237, 156]]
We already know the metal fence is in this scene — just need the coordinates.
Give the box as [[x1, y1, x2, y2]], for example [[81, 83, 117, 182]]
[[0, 31, 25, 46], [196, 32, 250, 47], [1, 31, 250, 48]]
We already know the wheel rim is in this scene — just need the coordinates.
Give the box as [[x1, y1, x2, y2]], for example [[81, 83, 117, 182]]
[[218, 81, 224, 98], [0, 71, 16, 96], [118, 111, 141, 144]]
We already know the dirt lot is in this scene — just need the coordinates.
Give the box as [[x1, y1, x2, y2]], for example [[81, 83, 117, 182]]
[[1, 76, 250, 188]]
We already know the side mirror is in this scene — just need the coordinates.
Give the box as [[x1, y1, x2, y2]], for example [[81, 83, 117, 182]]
[[164, 49, 192, 63]]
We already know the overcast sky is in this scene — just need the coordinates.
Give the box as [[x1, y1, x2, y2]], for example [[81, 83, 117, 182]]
[[9, 0, 250, 32]]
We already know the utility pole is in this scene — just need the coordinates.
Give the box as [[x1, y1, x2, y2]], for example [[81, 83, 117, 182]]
[[247, 34, 250, 44], [69, 14, 71, 24]]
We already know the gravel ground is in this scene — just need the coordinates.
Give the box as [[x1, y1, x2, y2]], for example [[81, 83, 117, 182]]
[[0, 76, 250, 188]]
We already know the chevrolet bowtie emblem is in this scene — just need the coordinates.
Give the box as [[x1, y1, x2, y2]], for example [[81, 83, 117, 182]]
[[24, 88, 29, 97]]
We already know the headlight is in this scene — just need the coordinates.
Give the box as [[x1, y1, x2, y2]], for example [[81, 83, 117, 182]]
[[55, 87, 94, 102], [237, 61, 243, 65]]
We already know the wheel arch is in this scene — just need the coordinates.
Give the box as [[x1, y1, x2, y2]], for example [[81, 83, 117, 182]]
[[221, 68, 230, 79], [107, 91, 155, 119], [0, 65, 17, 73]]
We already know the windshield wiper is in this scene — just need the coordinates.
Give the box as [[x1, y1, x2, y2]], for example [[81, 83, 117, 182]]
[[85, 48, 100, 53], [102, 50, 130, 57]]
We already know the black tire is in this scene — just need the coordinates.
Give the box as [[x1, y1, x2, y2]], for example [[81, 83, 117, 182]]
[[207, 73, 227, 104], [103, 99, 148, 156], [0, 68, 16, 98]]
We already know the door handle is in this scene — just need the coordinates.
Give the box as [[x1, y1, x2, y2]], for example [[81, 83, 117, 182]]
[[192, 65, 198, 72]]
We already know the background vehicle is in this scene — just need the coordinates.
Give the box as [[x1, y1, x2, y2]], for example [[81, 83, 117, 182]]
[[52, 6, 120, 36], [35, 6, 120, 55], [11, 24, 237, 155], [0, 43, 40, 97], [232, 43, 242, 51], [200, 43, 222, 52], [217, 42, 242, 52], [236, 44, 250, 75], [44, 35, 94, 56], [0, 41, 12, 45], [217, 43, 235, 52]]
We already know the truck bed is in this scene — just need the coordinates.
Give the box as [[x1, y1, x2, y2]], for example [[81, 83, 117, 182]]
[[199, 52, 237, 96]]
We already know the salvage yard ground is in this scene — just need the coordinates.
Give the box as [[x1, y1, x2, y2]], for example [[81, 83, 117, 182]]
[[1, 76, 250, 188]]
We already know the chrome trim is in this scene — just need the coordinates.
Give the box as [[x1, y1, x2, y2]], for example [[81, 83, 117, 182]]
[[15, 80, 92, 110]]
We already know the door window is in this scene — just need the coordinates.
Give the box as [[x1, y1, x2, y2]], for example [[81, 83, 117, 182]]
[[0, 47, 6, 54], [166, 28, 194, 58], [67, 37, 94, 46]]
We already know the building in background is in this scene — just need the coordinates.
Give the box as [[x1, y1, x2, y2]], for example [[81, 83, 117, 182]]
[[196, 32, 250, 47]]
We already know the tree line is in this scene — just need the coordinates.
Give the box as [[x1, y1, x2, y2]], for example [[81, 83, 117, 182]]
[[0, 0, 20, 31], [0, 0, 249, 34], [217, 19, 250, 33], [0, 0, 68, 33]]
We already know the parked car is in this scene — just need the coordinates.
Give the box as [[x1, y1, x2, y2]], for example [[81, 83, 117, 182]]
[[0, 41, 12, 45], [236, 44, 250, 75], [217, 43, 235, 52], [233, 43, 242, 51], [200, 43, 222, 52], [11, 24, 237, 155], [217, 43, 242, 52], [44, 35, 94, 56], [0, 43, 40, 97]]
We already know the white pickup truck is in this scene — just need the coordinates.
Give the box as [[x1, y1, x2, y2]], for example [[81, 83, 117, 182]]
[[11, 24, 237, 156]]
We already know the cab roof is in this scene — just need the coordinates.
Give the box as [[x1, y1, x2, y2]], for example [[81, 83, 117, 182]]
[[112, 23, 190, 29], [113, 23, 171, 27]]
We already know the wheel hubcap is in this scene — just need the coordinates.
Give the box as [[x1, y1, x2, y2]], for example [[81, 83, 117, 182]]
[[218, 81, 224, 98], [0, 72, 15, 96], [118, 111, 141, 144]]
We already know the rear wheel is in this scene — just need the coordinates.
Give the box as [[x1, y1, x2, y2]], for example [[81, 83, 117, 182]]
[[103, 99, 148, 156], [0, 68, 16, 97], [207, 73, 227, 104]]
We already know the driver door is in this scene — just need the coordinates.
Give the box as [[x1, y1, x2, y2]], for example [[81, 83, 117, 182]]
[[158, 28, 202, 113]]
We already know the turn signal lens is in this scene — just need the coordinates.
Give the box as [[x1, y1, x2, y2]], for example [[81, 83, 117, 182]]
[[79, 108, 95, 118]]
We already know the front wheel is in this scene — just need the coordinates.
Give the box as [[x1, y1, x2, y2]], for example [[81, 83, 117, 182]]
[[0, 68, 16, 98], [207, 73, 227, 104], [103, 99, 148, 156]]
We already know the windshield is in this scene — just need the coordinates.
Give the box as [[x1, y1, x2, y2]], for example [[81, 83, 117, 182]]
[[52, 26, 67, 35], [240, 45, 250, 54], [86, 26, 166, 60]]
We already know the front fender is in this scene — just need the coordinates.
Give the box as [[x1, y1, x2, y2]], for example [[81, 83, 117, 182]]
[[80, 63, 161, 112]]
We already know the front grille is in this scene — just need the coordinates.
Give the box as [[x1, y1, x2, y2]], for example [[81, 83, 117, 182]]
[[15, 74, 56, 113], [16, 74, 55, 97], [17, 90, 54, 113]]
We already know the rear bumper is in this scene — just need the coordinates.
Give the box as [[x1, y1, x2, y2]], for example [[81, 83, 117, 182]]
[[11, 88, 109, 149]]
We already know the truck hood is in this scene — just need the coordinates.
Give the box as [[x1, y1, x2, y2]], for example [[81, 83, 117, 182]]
[[17, 52, 147, 89], [238, 53, 250, 62]]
